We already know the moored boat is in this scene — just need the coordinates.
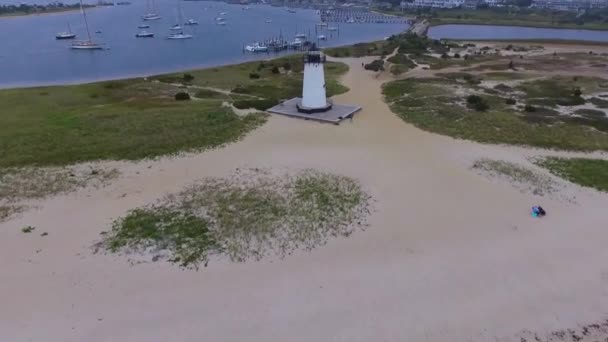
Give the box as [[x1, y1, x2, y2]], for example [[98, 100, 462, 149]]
[[245, 42, 268, 52], [167, 32, 193, 39], [136, 31, 154, 38], [71, 0, 103, 50], [56, 21, 76, 39]]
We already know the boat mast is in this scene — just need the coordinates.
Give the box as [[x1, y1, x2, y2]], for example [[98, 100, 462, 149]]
[[67, 20, 72, 33], [79, 0, 93, 42]]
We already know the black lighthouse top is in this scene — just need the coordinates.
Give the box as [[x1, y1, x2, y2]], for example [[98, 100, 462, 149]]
[[303, 44, 326, 64]]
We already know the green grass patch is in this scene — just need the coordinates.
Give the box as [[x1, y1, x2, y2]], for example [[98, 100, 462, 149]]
[[0, 166, 118, 202], [97, 169, 371, 269], [536, 157, 608, 192], [472, 159, 557, 196], [193, 88, 229, 99], [383, 76, 608, 151], [590, 97, 608, 108], [575, 108, 606, 119], [233, 98, 279, 111], [0, 55, 350, 167]]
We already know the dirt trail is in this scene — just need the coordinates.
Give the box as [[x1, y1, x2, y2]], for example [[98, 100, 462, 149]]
[[1, 58, 608, 342]]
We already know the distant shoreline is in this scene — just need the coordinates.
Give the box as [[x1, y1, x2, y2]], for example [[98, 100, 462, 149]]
[[428, 20, 608, 32], [0, 5, 97, 19], [3, 37, 608, 91]]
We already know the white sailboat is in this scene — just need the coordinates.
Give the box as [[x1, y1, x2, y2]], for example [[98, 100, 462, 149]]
[[71, 0, 103, 50], [56, 20, 76, 39], [167, 0, 192, 39], [142, 0, 161, 20]]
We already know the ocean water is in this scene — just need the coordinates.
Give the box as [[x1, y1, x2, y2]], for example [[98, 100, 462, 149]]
[[428, 24, 608, 43], [0, 1, 407, 88]]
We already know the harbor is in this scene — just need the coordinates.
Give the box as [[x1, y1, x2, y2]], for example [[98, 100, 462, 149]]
[[0, 1, 406, 88], [320, 9, 411, 24]]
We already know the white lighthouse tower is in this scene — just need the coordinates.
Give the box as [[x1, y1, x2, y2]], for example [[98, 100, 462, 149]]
[[297, 46, 332, 113]]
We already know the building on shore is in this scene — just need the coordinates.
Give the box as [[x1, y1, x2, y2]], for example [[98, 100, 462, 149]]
[[531, 0, 608, 10], [399, 0, 509, 8], [400, 0, 464, 9]]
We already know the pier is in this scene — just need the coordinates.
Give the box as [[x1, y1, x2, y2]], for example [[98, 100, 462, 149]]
[[320, 9, 411, 24]]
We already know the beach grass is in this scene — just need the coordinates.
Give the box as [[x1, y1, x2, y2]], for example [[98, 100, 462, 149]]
[[98, 169, 371, 269], [472, 159, 557, 196], [383, 74, 608, 151], [0, 56, 349, 167], [535, 157, 608, 192]]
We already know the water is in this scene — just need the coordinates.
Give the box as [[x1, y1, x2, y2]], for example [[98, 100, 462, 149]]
[[429, 24, 608, 42], [0, 1, 406, 88]]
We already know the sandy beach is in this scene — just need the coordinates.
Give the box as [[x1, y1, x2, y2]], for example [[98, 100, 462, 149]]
[[1, 54, 608, 342]]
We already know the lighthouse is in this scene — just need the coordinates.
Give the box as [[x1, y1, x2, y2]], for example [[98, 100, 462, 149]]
[[267, 45, 361, 124], [297, 46, 332, 113]]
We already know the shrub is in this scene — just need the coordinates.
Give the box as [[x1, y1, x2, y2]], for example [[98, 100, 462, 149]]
[[174, 92, 191, 101], [524, 104, 537, 112], [283, 62, 292, 71], [466, 95, 483, 105], [249, 72, 260, 79], [453, 53, 461, 58], [505, 98, 517, 105], [364, 59, 385, 72], [182, 73, 194, 82], [194, 89, 223, 98], [441, 53, 449, 59], [466, 95, 489, 112], [257, 62, 265, 71], [271, 66, 280, 74], [233, 98, 279, 111], [573, 87, 582, 97]]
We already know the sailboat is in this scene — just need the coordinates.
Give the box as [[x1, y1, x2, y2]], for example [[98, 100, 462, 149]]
[[71, 0, 103, 50], [142, 0, 161, 20], [184, 19, 198, 25], [167, 0, 192, 39], [56, 21, 76, 40]]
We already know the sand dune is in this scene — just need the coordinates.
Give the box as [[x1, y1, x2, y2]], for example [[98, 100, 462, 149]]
[[1, 57, 608, 342]]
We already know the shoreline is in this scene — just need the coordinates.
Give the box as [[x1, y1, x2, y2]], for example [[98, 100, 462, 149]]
[[428, 20, 608, 32], [0, 5, 98, 19], [3, 34, 608, 90]]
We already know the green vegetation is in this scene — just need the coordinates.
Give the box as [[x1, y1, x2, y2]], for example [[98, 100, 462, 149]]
[[0, 166, 118, 222], [391, 8, 608, 31], [536, 157, 608, 192], [233, 98, 279, 111], [472, 159, 557, 196], [324, 40, 396, 58], [98, 169, 371, 269], [0, 55, 348, 167], [0, 3, 92, 17], [383, 74, 608, 151], [21, 226, 35, 233], [517, 77, 595, 107], [364, 59, 385, 72], [387, 53, 417, 75], [590, 97, 608, 108]]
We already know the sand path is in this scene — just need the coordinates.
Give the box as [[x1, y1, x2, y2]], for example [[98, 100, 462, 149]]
[[1, 58, 608, 342]]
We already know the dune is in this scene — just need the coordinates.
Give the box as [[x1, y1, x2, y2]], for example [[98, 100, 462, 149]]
[[1, 56, 607, 342]]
